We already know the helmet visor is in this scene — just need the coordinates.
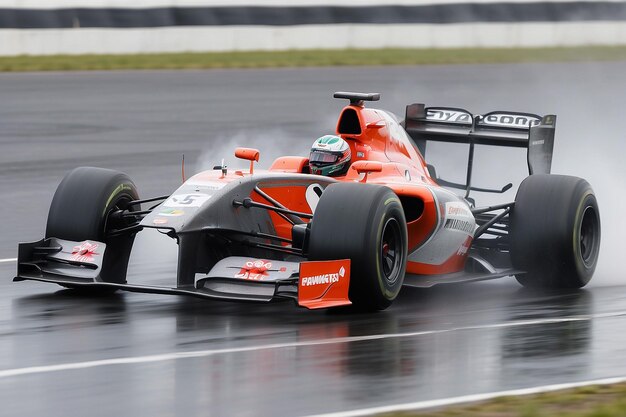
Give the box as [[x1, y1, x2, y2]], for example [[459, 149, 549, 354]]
[[309, 150, 340, 164]]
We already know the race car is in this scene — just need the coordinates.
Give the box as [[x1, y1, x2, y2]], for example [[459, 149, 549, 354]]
[[15, 92, 601, 311]]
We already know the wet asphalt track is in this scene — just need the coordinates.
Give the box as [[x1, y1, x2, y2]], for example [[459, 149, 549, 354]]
[[1, 63, 626, 416]]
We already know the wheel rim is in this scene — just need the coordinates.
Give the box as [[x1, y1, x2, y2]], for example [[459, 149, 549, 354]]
[[104, 193, 137, 237], [579, 205, 600, 268], [380, 218, 403, 285]]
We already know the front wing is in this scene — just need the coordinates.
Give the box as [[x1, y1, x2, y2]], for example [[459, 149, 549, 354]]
[[15, 238, 352, 310], [15, 238, 520, 308]]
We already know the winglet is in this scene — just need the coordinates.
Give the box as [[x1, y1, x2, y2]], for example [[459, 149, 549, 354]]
[[298, 259, 351, 309]]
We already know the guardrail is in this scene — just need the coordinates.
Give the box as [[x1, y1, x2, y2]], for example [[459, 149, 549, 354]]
[[1, 0, 626, 55]]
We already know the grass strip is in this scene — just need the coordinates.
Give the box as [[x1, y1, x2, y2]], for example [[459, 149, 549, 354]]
[[1, 46, 626, 72], [380, 383, 626, 417]]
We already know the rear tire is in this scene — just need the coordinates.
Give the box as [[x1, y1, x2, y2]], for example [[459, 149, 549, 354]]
[[510, 174, 600, 289], [46, 167, 140, 288], [308, 183, 408, 310]]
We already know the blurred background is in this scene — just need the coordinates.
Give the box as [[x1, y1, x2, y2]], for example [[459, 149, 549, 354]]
[[2, 0, 626, 55]]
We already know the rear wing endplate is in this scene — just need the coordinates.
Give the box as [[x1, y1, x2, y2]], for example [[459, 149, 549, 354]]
[[404, 104, 556, 175]]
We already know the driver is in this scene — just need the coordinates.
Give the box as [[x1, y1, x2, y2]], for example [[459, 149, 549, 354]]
[[308, 135, 352, 177]]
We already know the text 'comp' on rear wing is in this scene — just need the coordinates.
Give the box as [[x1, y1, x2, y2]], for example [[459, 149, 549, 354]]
[[404, 104, 556, 175]]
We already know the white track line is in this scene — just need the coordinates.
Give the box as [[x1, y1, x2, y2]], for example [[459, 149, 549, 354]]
[[1, 310, 626, 379], [303, 376, 626, 417], [0, 258, 16, 263]]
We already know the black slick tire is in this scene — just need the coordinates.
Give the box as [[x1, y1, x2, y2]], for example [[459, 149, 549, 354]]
[[510, 174, 601, 289], [308, 183, 408, 310], [46, 167, 140, 288]]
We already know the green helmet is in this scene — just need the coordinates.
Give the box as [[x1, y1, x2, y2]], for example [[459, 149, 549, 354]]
[[309, 135, 352, 177]]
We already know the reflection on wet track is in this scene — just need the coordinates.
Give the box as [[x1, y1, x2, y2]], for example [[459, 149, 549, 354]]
[[3, 258, 626, 416], [0, 64, 625, 416]]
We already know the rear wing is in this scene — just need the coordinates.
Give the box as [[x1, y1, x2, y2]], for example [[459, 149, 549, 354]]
[[404, 104, 556, 176]]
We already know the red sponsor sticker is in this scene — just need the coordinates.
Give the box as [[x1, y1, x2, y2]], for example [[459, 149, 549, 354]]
[[456, 235, 472, 256], [71, 241, 99, 263], [235, 259, 273, 281], [298, 259, 351, 309]]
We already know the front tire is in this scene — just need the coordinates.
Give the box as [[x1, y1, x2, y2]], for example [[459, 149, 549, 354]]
[[308, 183, 408, 310], [510, 174, 601, 289], [46, 167, 140, 287]]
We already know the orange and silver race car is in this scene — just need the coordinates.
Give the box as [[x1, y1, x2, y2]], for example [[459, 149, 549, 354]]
[[15, 92, 601, 311]]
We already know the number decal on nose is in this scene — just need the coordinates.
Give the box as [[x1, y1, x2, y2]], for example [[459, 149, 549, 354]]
[[164, 193, 211, 208]]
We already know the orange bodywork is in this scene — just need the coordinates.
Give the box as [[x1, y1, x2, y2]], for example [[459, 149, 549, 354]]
[[269, 156, 309, 173], [298, 259, 351, 309], [232, 102, 474, 276], [250, 180, 314, 242]]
